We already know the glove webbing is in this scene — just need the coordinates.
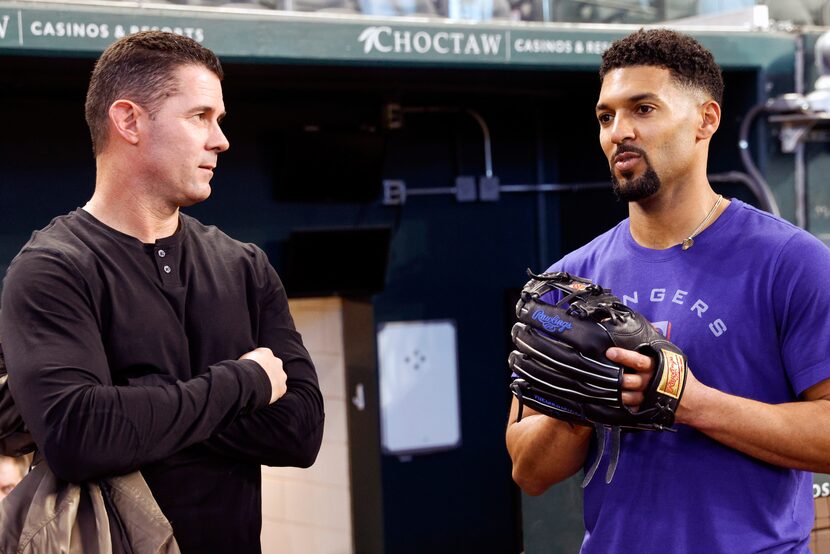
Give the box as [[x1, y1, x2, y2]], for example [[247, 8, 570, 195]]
[[525, 271, 604, 308], [524, 272, 624, 328]]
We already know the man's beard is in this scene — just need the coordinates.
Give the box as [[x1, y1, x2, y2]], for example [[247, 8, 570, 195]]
[[611, 164, 661, 202]]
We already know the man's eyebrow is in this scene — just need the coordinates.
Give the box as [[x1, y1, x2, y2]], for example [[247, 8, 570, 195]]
[[596, 93, 661, 112], [191, 106, 227, 121]]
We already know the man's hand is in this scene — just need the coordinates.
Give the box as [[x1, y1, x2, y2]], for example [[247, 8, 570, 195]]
[[607, 346, 701, 420], [607, 344, 830, 472], [240, 347, 287, 404], [606, 347, 656, 411]]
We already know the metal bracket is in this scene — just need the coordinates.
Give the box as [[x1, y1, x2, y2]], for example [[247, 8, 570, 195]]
[[454, 176, 477, 202], [779, 123, 816, 153], [768, 113, 830, 152], [478, 176, 500, 202]]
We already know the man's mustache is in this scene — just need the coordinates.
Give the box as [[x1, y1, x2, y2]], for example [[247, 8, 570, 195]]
[[612, 144, 648, 159]]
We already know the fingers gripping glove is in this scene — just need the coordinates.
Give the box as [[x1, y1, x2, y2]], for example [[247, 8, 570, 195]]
[[508, 271, 688, 486]]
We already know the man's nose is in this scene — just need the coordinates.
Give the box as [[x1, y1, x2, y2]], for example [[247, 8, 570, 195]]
[[610, 114, 635, 144], [211, 123, 230, 153]]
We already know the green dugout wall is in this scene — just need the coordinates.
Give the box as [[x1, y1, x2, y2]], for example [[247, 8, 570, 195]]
[[0, 5, 817, 552], [0, 2, 799, 69]]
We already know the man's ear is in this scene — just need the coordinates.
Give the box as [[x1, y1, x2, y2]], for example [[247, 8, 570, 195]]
[[697, 100, 721, 141], [108, 99, 144, 146]]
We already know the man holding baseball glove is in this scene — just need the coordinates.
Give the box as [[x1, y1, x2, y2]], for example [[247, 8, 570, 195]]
[[506, 29, 830, 553]]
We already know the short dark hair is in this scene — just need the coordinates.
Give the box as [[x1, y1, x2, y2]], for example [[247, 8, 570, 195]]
[[599, 29, 723, 106], [84, 31, 224, 156]]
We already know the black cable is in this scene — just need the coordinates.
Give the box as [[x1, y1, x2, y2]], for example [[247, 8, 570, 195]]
[[737, 102, 782, 216]]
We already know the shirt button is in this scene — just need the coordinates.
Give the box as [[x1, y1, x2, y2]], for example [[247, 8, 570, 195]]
[[163, 265, 172, 274], [158, 249, 166, 258]]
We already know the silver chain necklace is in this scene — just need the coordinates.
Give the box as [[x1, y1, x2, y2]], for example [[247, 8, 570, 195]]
[[681, 194, 723, 251]]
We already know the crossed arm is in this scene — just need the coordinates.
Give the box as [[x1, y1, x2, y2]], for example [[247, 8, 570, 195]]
[[0, 251, 323, 482]]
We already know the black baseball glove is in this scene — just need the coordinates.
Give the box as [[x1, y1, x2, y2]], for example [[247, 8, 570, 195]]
[[508, 271, 688, 485]]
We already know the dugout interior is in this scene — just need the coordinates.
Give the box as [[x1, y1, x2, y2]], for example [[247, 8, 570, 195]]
[[0, 27, 819, 552]]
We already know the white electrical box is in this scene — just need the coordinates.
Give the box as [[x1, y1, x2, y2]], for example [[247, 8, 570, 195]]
[[377, 320, 461, 455]]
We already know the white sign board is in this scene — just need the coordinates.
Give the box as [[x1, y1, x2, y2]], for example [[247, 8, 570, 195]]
[[377, 320, 461, 455]]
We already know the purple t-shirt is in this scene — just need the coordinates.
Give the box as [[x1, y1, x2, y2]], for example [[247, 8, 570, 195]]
[[549, 199, 830, 553]]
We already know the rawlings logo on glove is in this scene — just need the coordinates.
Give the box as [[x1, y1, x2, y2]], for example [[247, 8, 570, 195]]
[[531, 310, 573, 333]]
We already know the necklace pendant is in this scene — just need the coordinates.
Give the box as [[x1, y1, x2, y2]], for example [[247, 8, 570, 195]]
[[681, 238, 694, 250]]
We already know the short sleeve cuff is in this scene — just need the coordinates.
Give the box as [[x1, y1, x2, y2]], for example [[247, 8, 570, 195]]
[[790, 357, 830, 396]]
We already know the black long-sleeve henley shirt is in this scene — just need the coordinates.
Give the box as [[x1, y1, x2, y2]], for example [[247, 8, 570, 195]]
[[0, 209, 325, 553]]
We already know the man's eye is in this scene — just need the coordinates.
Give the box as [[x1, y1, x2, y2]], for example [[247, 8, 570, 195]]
[[637, 105, 654, 114], [598, 113, 613, 125]]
